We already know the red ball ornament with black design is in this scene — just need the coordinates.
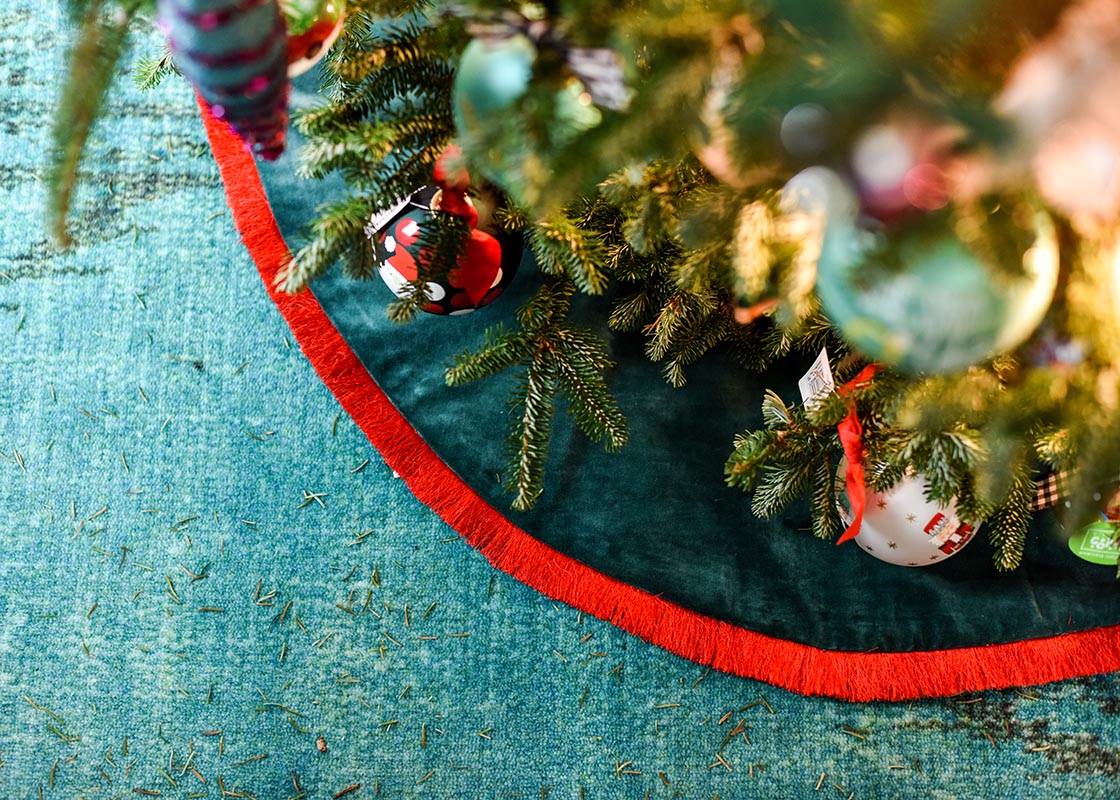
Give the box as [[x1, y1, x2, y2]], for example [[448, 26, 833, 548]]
[[369, 151, 523, 316]]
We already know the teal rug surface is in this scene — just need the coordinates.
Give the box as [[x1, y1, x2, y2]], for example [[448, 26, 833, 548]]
[[1, 2, 1120, 798]]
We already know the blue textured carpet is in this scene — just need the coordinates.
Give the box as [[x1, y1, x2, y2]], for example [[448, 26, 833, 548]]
[[1, 3, 1119, 798]]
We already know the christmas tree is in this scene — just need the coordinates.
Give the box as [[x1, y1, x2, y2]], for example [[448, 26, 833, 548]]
[[50, 0, 1120, 572]]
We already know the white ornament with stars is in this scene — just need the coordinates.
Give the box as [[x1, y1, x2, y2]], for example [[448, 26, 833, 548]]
[[837, 467, 980, 567]]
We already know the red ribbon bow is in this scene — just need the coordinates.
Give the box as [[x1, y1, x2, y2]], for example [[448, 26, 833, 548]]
[[835, 364, 882, 545]]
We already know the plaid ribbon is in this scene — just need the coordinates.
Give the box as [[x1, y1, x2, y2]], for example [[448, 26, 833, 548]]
[[1031, 470, 1069, 512]]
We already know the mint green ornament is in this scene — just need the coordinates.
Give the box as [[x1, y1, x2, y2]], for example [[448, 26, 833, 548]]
[[453, 36, 602, 210], [814, 207, 1060, 374], [454, 35, 536, 115]]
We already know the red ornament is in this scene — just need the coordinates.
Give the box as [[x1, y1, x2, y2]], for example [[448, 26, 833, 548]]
[[287, 6, 346, 77], [370, 150, 522, 315]]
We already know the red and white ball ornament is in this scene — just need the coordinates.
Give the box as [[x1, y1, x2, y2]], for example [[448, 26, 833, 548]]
[[368, 179, 522, 316], [837, 468, 980, 567]]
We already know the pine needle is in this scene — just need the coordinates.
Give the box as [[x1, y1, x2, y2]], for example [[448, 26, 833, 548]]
[[133, 46, 177, 92]]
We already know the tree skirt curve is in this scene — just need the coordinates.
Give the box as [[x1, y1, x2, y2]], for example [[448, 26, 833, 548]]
[[201, 103, 1120, 702]]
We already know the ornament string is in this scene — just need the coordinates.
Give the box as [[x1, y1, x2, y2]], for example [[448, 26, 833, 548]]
[[835, 363, 883, 545]]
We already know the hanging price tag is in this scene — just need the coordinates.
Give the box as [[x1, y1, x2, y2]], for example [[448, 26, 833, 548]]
[[798, 347, 837, 411], [1069, 521, 1120, 566]]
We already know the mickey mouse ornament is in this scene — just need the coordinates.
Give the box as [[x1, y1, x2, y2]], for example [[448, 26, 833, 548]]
[[368, 149, 522, 315]]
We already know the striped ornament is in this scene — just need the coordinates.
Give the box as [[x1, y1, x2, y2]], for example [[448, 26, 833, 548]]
[[159, 0, 290, 160]]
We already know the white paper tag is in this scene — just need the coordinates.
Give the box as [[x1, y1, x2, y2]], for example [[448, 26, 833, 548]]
[[798, 347, 836, 410]]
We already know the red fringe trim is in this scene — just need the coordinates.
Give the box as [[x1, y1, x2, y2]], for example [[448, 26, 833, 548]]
[[200, 102, 1120, 702]]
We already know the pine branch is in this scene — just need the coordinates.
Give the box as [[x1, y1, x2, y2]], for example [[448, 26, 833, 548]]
[[373, 148, 450, 209], [604, 239, 660, 283], [886, 429, 984, 505], [751, 452, 817, 519], [333, 60, 456, 120], [443, 275, 624, 509], [132, 46, 176, 91], [608, 286, 661, 332], [295, 120, 400, 181], [661, 302, 731, 387], [760, 310, 836, 361], [729, 200, 778, 300], [515, 275, 574, 330], [1033, 427, 1073, 472], [643, 286, 725, 365], [530, 217, 610, 295], [809, 453, 843, 540], [673, 239, 731, 296], [445, 326, 534, 385], [724, 320, 776, 373], [50, 0, 142, 246], [724, 429, 780, 493], [804, 388, 857, 430], [761, 389, 792, 429], [553, 328, 628, 450], [674, 183, 742, 292], [276, 194, 379, 293], [1059, 409, 1120, 530], [327, 18, 456, 83], [505, 354, 559, 511], [974, 431, 1031, 508], [775, 216, 822, 331], [985, 458, 1037, 571], [954, 474, 997, 525]]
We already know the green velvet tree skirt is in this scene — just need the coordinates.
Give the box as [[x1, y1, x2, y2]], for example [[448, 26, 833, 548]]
[[205, 96, 1120, 702]]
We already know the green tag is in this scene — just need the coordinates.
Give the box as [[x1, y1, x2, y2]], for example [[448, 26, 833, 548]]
[[1069, 521, 1120, 566]]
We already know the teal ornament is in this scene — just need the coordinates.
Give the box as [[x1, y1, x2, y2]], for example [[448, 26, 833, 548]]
[[159, 0, 290, 160], [454, 35, 536, 115], [453, 36, 602, 209], [814, 207, 1060, 374]]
